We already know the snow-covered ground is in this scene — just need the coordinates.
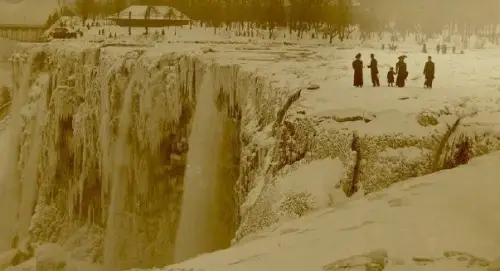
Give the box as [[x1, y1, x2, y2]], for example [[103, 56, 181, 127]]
[[154, 152, 500, 271], [53, 26, 500, 117], [2, 25, 500, 271]]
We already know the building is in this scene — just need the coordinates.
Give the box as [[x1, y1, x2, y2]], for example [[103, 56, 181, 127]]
[[0, 0, 59, 42], [108, 5, 191, 28], [0, 24, 46, 42]]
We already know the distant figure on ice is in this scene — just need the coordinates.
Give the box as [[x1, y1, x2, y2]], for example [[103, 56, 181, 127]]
[[367, 53, 380, 87], [352, 53, 363, 87], [423, 56, 435, 89], [422, 43, 427, 54], [395, 55, 408, 88], [442, 44, 447, 54], [436, 44, 441, 54], [452, 46, 456, 54], [387, 67, 395, 87]]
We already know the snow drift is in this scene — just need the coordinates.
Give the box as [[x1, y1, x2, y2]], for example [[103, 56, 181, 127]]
[[1, 41, 500, 270]]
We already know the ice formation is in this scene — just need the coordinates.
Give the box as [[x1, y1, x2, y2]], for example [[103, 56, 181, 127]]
[[0, 39, 500, 270], [173, 68, 229, 263]]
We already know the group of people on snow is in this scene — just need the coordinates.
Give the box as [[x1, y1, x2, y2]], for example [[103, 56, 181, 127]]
[[422, 43, 463, 54], [352, 53, 435, 89]]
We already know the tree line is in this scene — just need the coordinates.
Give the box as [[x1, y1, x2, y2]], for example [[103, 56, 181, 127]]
[[48, 0, 500, 45]]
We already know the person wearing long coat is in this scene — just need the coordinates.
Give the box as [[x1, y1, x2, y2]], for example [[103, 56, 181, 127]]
[[395, 56, 408, 87], [352, 53, 363, 87], [423, 56, 435, 88], [367, 53, 380, 87]]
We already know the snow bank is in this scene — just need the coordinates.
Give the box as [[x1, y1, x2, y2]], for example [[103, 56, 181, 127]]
[[152, 151, 500, 271], [2, 40, 500, 270]]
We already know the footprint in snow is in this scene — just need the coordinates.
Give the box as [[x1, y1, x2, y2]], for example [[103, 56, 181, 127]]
[[387, 197, 410, 207]]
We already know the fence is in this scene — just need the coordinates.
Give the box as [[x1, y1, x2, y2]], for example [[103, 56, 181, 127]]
[[0, 24, 46, 42]]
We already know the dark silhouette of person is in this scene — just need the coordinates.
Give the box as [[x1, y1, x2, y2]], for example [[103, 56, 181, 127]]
[[422, 43, 427, 53], [436, 44, 441, 54], [352, 53, 363, 87], [387, 67, 395, 87], [423, 56, 435, 89], [395, 56, 408, 88], [367, 53, 380, 87], [442, 44, 447, 54]]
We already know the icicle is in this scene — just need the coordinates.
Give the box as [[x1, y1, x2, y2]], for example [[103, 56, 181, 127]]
[[99, 67, 114, 214], [0, 52, 35, 251], [16, 80, 45, 241], [103, 70, 139, 270]]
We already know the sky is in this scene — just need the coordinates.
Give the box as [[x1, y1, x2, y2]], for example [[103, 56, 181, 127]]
[[0, 0, 60, 25]]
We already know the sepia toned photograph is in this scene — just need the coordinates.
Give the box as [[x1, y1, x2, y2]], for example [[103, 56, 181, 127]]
[[0, 0, 497, 270]]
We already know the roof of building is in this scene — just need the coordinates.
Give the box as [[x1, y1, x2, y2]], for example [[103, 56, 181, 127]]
[[109, 5, 190, 21], [0, 0, 59, 26]]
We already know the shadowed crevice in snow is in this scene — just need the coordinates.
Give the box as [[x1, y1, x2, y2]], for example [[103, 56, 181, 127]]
[[345, 132, 361, 197], [273, 89, 301, 132], [432, 117, 462, 172]]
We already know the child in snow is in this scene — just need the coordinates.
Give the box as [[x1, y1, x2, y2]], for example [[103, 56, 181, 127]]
[[387, 67, 395, 87]]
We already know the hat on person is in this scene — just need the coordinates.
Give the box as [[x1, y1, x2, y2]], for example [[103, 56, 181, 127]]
[[355, 53, 361, 58]]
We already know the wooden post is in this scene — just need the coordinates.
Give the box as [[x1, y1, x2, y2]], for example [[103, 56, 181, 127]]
[[128, 11, 131, 35]]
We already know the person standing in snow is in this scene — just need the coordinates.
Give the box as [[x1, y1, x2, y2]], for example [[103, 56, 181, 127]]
[[436, 44, 441, 54], [395, 56, 408, 88], [352, 53, 363, 87], [387, 67, 395, 87], [367, 53, 380, 87], [423, 56, 435, 89]]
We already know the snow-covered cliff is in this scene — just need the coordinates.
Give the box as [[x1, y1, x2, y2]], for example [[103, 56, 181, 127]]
[[2, 41, 500, 270]]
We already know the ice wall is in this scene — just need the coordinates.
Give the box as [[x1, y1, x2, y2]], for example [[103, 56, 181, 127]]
[[0, 42, 286, 270], [2, 42, 500, 271]]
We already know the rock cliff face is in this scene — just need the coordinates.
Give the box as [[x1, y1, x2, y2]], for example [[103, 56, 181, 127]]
[[2, 41, 500, 270]]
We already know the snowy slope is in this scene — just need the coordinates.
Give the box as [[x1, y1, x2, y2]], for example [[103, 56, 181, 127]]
[[152, 152, 500, 271]]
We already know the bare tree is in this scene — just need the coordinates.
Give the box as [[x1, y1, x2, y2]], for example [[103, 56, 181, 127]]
[[75, 0, 95, 24]]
